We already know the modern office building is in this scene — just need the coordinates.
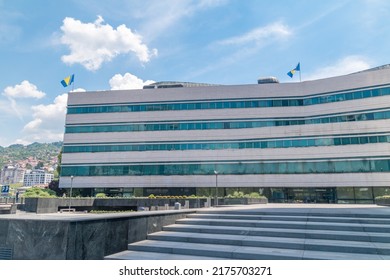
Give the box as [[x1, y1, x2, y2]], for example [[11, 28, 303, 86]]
[[59, 65, 390, 203], [23, 170, 54, 187]]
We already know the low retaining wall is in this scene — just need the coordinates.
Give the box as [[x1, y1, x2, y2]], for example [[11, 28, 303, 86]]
[[0, 209, 195, 260], [24, 197, 268, 213], [376, 198, 390, 207]]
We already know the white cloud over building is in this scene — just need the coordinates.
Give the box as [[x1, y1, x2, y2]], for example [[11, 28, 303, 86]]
[[60, 16, 158, 71], [109, 73, 155, 90]]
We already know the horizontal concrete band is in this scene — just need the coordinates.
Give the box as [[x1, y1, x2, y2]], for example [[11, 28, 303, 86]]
[[63, 120, 390, 144], [61, 143, 390, 164], [65, 96, 390, 124]]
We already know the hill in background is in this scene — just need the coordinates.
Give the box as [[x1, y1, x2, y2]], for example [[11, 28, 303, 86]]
[[0, 142, 62, 170]]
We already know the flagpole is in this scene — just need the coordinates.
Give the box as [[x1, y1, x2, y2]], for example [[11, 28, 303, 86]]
[[299, 62, 302, 82]]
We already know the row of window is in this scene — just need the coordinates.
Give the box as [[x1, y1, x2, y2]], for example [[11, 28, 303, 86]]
[[67, 86, 390, 114], [61, 158, 390, 177], [65, 109, 390, 134], [62, 134, 390, 153]]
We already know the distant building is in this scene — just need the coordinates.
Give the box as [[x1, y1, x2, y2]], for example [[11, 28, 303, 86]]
[[23, 170, 54, 187], [0, 165, 25, 185]]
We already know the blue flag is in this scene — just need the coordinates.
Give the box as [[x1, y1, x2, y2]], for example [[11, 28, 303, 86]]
[[61, 74, 74, 87], [287, 63, 300, 78]]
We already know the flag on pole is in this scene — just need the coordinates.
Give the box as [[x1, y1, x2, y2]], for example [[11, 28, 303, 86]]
[[287, 63, 300, 78], [61, 74, 74, 87]]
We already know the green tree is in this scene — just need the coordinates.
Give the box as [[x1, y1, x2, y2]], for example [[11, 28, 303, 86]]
[[56, 148, 62, 176], [35, 161, 44, 169], [48, 180, 65, 197]]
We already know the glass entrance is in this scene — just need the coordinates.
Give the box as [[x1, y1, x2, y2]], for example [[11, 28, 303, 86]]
[[269, 187, 336, 203]]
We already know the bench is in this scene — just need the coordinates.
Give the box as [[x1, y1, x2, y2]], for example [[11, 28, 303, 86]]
[[60, 208, 76, 213], [0, 204, 17, 214]]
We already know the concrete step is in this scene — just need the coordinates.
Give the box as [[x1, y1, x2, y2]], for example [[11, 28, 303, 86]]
[[198, 210, 390, 219], [186, 213, 390, 224], [127, 239, 389, 260], [148, 231, 390, 255], [163, 223, 390, 243], [105, 206, 390, 260], [105, 250, 230, 260], [176, 218, 390, 233]]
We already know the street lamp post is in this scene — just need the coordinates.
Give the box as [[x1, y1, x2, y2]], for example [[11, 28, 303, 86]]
[[214, 170, 218, 207], [69, 175, 74, 211]]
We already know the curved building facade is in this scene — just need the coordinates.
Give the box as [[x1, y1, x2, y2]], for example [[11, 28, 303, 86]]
[[60, 66, 390, 203]]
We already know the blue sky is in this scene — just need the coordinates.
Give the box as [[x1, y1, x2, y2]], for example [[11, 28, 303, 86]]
[[0, 0, 389, 147]]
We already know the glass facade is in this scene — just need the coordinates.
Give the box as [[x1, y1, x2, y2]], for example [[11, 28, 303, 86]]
[[266, 187, 390, 204], [67, 85, 390, 114], [70, 186, 390, 204], [61, 158, 390, 177], [64, 109, 390, 134], [62, 133, 390, 153]]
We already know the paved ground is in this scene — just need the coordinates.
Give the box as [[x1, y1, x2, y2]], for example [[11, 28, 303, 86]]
[[1, 203, 390, 220], [0, 208, 196, 222]]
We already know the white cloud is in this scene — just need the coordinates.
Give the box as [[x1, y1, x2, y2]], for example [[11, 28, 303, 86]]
[[216, 22, 292, 46], [60, 16, 157, 71], [189, 22, 292, 80], [23, 118, 42, 131], [304, 56, 371, 81], [70, 88, 87, 93], [14, 139, 31, 146], [0, 23, 21, 45], [361, 0, 390, 28], [197, 0, 228, 8], [22, 93, 68, 143], [0, 4, 22, 45], [2, 80, 45, 99], [109, 73, 155, 90], [1, 81, 46, 122], [133, 0, 228, 40]]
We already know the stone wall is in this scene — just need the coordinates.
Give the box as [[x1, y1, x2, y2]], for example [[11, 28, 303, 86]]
[[220, 197, 268, 205], [0, 210, 194, 260]]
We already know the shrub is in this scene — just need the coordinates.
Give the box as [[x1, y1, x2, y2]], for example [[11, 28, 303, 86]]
[[376, 195, 390, 203], [23, 187, 56, 198], [90, 210, 134, 214], [226, 191, 245, 198], [226, 191, 265, 199], [376, 195, 390, 199], [245, 192, 262, 198], [148, 194, 156, 199], [95, 193, 107, 198]]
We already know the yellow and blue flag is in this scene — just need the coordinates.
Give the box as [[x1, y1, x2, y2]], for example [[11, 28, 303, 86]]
[[287, 63, 300, 78], [61, 74, 74, 87]]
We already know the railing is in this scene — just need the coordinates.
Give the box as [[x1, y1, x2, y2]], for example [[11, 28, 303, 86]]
[[0, 197, 24, 204]]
